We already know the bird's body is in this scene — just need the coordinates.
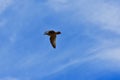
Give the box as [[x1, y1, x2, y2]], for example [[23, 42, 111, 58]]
[[44, 30, 61, 48]]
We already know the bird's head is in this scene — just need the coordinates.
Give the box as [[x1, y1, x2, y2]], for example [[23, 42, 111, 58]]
[[44, 30, 55, 36]]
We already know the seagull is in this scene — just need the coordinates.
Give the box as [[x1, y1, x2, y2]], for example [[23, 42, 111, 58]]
[[44, 30, 61, 48]]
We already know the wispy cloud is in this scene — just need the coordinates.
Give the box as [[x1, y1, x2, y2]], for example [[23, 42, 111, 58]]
[[0, 0, 13, 14], [46, 0, 69, 12], [1, 0, 120, 80], [44, 46, 120, 77], [47, 0, 120, 34], [0, 77, 19, 80], [97, 47, 120, 68]]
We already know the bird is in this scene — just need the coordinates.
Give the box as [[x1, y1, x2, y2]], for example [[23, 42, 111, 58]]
[[44, 30, 61, 48]]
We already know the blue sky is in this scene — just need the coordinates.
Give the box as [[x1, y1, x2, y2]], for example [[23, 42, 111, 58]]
[[0, 0, 120, 80]]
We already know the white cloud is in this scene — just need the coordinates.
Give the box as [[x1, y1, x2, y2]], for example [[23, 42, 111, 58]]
[[48, 48, 120, 77], [97, 47, 120, 67], [47, 0, 120, 34], [77, 1, 120, 34], [84, 2, 120, 34], [0, 0, 13, 14]]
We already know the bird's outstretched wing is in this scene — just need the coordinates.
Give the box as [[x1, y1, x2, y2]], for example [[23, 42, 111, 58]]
[[50, 36, 56, 48], [56, 31, 61, 34]]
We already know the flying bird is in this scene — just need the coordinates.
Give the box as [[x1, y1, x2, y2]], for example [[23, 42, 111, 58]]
[[44, 30, 61, 48]]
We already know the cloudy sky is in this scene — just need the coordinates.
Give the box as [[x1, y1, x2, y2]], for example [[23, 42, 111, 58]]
[[0, 0, 120, 80]]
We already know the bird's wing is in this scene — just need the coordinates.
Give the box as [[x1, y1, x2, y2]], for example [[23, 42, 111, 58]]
[[56, 31, 61, 34], [50, 35, 56, 48]]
